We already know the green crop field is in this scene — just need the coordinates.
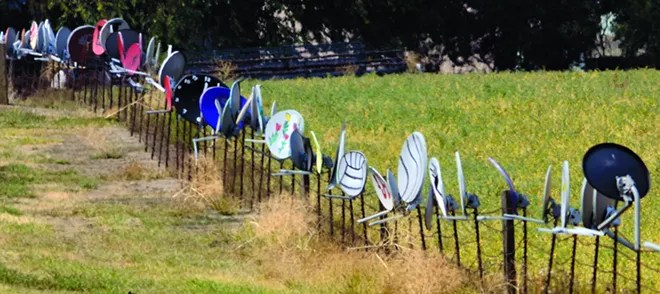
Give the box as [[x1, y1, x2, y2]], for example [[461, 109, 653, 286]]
[[0, 69, 659, 293]]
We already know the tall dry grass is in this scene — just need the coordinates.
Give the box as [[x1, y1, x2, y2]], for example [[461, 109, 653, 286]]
[[235, 195, 470, 293], [172, 156, 240, 215]]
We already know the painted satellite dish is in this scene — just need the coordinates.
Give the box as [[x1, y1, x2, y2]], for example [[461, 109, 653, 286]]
[[55, 27, 71, 58], [428, 157, 448, 217], [250, 85, 262, 131], [290, 130, 313, 171], [99, 18, 129, 51], [174, 74, 224, 125], [106, 29, 139, 60], [397, 132, 428, 203], [92, 19, 107, 55], [337, 151, 368, 197], [265, 110, 305, 160], [67, 25, 95, 65], [220, 99, 235, 138], [199, 86, 244, 131], [370, 167, 394, 211], [158, 51, 186, 87], [29, 21, 38, 49], [328, 122, 346, 190], [119, 37, 142, 72], [311, 132, 322, 174], [582, 143, 650, 201]]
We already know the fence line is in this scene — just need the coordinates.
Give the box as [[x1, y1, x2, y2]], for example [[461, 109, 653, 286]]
[[2, 53, 659, 293]]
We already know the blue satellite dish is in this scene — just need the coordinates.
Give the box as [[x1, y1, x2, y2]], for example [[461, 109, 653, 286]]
[[199, 86, 248, 131], [582, 143, 650, 201]]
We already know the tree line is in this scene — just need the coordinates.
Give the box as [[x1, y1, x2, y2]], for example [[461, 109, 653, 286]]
[[1, 0, 659, 70]]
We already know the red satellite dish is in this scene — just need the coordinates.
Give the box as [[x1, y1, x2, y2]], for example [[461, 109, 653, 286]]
[[118, 32, 142, 74]]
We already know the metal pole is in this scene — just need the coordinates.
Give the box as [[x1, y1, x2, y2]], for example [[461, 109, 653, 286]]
[[417, 206, 427, 250], [502, 190, 517, 294]]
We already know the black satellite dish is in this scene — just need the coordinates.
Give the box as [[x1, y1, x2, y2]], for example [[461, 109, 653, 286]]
[[583, 142, 651, 250], [290, 130, 312, 172], [66, 25, 95, 65], [173, 74, 224, 125], [106, 29, 140, 60], [583, 143, 650, 201], [158, 51, 186, 87]]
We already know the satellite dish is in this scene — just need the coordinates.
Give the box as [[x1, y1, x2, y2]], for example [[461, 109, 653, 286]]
[[235, 94, 252, 126], [290, 130, 313, 172], [229, 80, 244, 120], [542, 165, 556, 223], [428, 157, 448, 217], [311, 132, 323, 175], [199, 86, 243, 132], [357, 167, 394, 224], [425, 184, 435, 230], [145, 37, 155, 69], [456, 152, 467, 216], [106, 29, 140, 60], [174, 74, 225, 125], [264, 110, 305, 160], [582, 142, 652, 250], [219, 99, 236, 138], [581, 178, 617, 229], [54, 26, 71, 58], [117, 31, 142, 73], [92, 19, 108, 55], [158, 51, 186, 87], [271, 101, 277, 117], [36, 21, 45, 52], [250, 85, 265, 134], [560, 161, 570, 228], [99, 18, 130, 52], [583, 143, 650, 201], [5, 27, 16, 57], [328, 122, 346, 190], [29, 21, 38, 49], [337, 151, 368, 198], [387, 169, 402, 205], [66, 25, 95, 65], [43, 20, 56, 54], [397, 132, 427, 203]]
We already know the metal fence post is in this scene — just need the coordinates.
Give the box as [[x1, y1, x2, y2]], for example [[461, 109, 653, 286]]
[[502, 190, 517, 294], [0, 45, 8, 105]]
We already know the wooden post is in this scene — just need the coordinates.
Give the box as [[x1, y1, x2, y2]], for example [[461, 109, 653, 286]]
[[0, 44, 8, 105], [502, 190, 517, 294]]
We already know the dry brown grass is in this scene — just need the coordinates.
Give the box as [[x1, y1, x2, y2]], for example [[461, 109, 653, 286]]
[[173, 156, 240, 215], [80, 127, 127, 159], [215, 60, 238, 82], [236, 195, 469, 293]]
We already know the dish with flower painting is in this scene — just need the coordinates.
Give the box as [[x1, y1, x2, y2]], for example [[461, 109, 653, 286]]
[[265, 110, 305, 160]]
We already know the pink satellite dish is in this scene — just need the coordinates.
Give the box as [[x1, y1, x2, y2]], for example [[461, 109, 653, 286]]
[[118, 32, 142, 74], [92, 19, 107, 55]]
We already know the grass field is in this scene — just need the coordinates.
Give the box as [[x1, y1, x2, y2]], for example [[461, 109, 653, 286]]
[[0, 69, 659, 293], [244, 69, 660, 291]]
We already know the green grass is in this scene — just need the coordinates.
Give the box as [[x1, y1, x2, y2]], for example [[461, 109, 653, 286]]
[[1, 71, 660, 292], [242, 69, 660, 291]]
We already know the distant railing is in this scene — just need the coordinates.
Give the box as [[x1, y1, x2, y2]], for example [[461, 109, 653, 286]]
[[185, 42, 407, 80]]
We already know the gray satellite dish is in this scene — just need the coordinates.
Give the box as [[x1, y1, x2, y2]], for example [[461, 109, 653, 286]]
[[54, 26, 71, 58], [337, 151, 368, 198], [327, 122, 346, 190], [99, 18, 130, 52]]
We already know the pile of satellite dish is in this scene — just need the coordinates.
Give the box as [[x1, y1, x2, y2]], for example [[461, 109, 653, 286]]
[[3, 19, 658, 254]]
